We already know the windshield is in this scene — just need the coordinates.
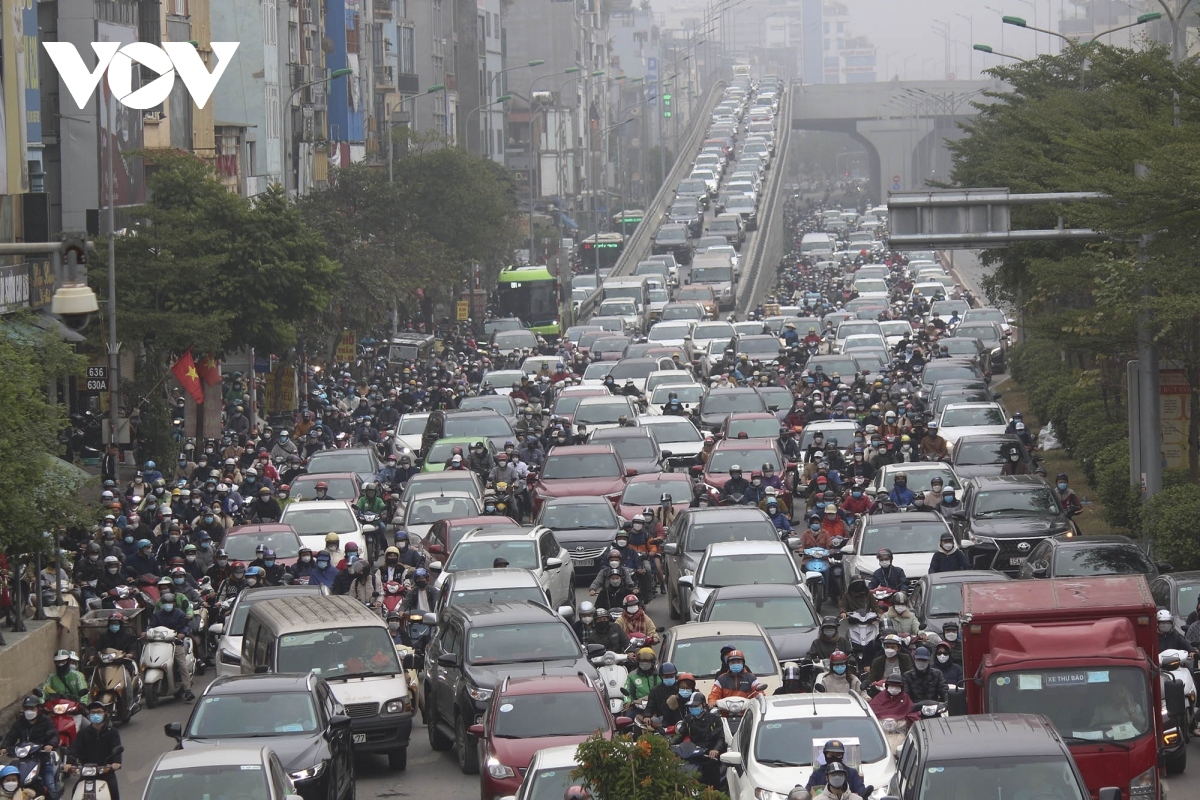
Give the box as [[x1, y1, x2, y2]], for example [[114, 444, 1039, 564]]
[[915, 757, 1087, 800], [187, 692, 319, 737], [879, 467, 960, 493], [879, 322, 911, 338], [494, 330, 540, 350], [953, 441, 1016, 466], [692, 266, 733, 283], [669, 635, 774, 679], [225, 531, 301, 561], [649, 324, 692, 342], [988, 667, 1151, 745], [663, 305, 705, 321], [728, 198, 754, 211], [922, 365, 981, 386], [552, 394, 603, 416], [542, 453, 622, 479], [806, 358, 858, 378], [854, 280, 887, 293], [405, 496, 477, 526], [860, 520, 951, 555], [708, 448, 780, 473], [277, 626, 402, 677], [538, 501, 619, 530], [597, 436, 657, 460], [481, 371, 523, 390], [308, 450, 375, 474], [709, 219, 739, 233], [601, 300, 637, 316], [282, 506, 357, 536], [688, 521, 777, 551], [491, 691, 609, 738], [526, 766, 582, 800], [956, 325, 999, 341], [427, 440, 483, 463], [839, 323, 882, 339], [458, 397, 516, 416], [677, 288, 715, 304], [642, 420, 703, 444], [593, 337, 629, 354], [445, 416, 513, 438], [701, 552, 796, 587], [1053, 546, 1154, 577], [621, 479, 687, 506], [754, 717, 886, 767], [648, 289, 669, 303], [450, 587, 547, 608], [574, 402, 632, 426], [398, 416, 428, 435], [496, 281, 558, 327], [974, 488, 1061, 516], [448, 540, 539, 571], [706, 595, 817, 628], [941, 406, 1005, 428], [738, 337, 782, 357], [702, 391, 768, 415], [694, 323, 733, 339], [608, 361, 657, 380], [651, 385, 704, 405], [467, 622, 582, 664], [292, 477, 357, 501], [657, 227, 687, 243], [144, 766, 271, 800], [401, 474, 479, 504], [726, 418, 779, 438]]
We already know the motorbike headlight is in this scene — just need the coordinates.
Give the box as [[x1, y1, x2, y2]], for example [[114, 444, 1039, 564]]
[[486, 756, 516, 779], [290, 761, 327, 782], [81, 766, 99, 778], [385, 698, 411, 714], [1129, 765, 1156, 797], [466, 685, 494, 703]]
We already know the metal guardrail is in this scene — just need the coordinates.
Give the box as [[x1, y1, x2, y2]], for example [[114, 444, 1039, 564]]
[[736, 89, 793, 315], [576, 76, 730, 322]]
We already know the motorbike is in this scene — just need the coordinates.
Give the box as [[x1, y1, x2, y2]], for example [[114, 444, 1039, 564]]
[[10, 741, 57, 800], [90, 648, 141, 724], [140, 626, 194, 708], [827, 536, 847, 601], [100, 584, 150, 612], [381, 581, 406, 616], [714, 696, 751, 746], [43, 698, 82, 748], [489, 481, 521, 522], [1161, 649, 1196, 754], [590, 650, 631, 715], [846, 609, 881, 672], [870, 586, 898, 612], [356, 511, 383, 563], [66, 746, 123, 800], [801, 547, 832, 608]]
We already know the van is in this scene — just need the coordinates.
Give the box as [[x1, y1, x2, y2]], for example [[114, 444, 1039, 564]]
[[386, 333, 435, 364], [240, 595, 414, 769], [800, 232, 835, 257], [601, 277, 651, 320]]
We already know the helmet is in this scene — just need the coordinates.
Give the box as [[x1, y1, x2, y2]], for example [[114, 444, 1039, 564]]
[[262, 548, 275, 560], [726, 649, 745, 663], [137, 538, 152, 550], [0, 765, 19, 780], [385, 546, 400, 557], [414, 568, 430, 580], [892, 591, 908, 605], [884, 669, 906, 685], [823, 739, 847, 759], [825, 760, 848, 778], [245, 566, 264, 579], [364, 482, 377, 492], [315, 481, 329, 490], [877, 548, 893, 560], [637, 647, 656, 661], [53, 649, 73, 664], [623, 594, 640, 607], [579, 601, 595, 616], [345, 542, 360, 553], [882, 633, 904, 648], [660, 661, 677, 676], [829, 651, 849, 667], [22, 694, 41, 708], [676, 672, 696, 686], [103, 555, 119, 566], [325, 532, 340, 543], [782, 662, 800, 682], [107, 612, 124, 625], [1157, 609, 1173, 623], [159, 592, 177, 606]]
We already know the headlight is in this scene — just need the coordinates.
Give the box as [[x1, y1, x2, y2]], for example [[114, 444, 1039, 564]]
[[967, 534, 996, 547], [385, 698, 411, 714], [755, 790, 788, 800], [1130, 765, 1156, 797], [486, 756, 516, 779], [466, 685, 494, 703], [290, 761, 327, 782]]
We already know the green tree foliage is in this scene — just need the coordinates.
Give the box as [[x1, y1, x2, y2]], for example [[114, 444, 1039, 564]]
[[572, 732, 728, 800], [1143, 484, 1200, 570], [0, 315, 90, 554]]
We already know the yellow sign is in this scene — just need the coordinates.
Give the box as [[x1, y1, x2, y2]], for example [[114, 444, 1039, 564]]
[[456, 301, 470, 321], [334, 329, 356, 364], [1160, 369, 1192, 471], [262, 366, 297, 415], [764, 303, 781, 317]]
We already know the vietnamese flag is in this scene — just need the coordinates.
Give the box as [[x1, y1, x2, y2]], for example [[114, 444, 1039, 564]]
[[197, 354, 222, 387], [171, 351, 205, 404]]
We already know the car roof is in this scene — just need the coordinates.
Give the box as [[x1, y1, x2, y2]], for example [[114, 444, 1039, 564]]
[[589, 428, 655, 441], [460, 526, 543, 542], [682, 506, 771, 522], [445, 516, 520, 529], [705, 540, 791, 556], [281, 499, 354, 512], [942, 402, 1002, 411], [501, 674, 597, 695], [544, 444, 618, 455], [712, 439, 776, 451], [967, 474, 1048, 488], [528, 744, 583, 771], [706, 583, 811, 601], [1048, 533, 1138, 548], [921, 569, 1010, 583], [446, 600, 565, 625], [291, 472, 359, 482], [542, 495, 618, 507], [915, 714, 1068, 760], [760, 692, 871, 720], [205, 673, 315, 695], [151, 745, 272, 770], [448, 568, 543, 589], [226, 523, 297, 536], [669, 620, 770, 640]]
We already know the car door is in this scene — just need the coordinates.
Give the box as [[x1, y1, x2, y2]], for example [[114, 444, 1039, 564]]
[[433, 622, 463, 719], [909, 579, 928, 626], [726, 702, 756, 798], [267, 751, 293, 800], [538, 530, 563, 606], [319, 682, 353, 798]]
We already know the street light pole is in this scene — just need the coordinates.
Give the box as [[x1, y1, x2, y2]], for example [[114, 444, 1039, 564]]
[[390, 84, 445, 179], [104, 89, 120, 476], [957, 14, 974, 76], [483, 59, 544, 157], [973, 43, 1027, 62], [527, 68, 582, 260], [280, 67, 353, 194]]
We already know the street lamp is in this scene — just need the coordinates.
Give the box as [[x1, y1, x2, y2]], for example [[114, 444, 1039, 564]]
[[973, 43, 1027, 62], [1003, 11, 1161, 45], [387, 84, 445, 182], [482, 59, 544, 156], [281, 67, 353, 195]]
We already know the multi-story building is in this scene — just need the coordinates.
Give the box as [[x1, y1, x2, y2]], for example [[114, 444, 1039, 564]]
[[799, 0, 875, 84], [476, 0, 504, 162]]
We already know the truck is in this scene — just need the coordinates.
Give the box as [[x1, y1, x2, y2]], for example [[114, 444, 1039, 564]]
[[954, 575, 1186, 800], [689, 251, 736, 310]]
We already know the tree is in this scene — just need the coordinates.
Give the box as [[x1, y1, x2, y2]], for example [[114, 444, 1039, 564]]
[[0, 314, 90, 555], [571, 732, 728, 800]]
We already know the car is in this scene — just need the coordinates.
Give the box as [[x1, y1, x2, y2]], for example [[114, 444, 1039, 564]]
[[918, 358, 987, 401], [421, 410, 517, 455], [697, 387, 770, 432], [456, 394, 521, 424], [662, 507, 782, 621], [605, 357, 677, 394], [394, 470, 486, 520], [722, 693, 897, 800], [504, 743, 582, 800], [164, 673, 354, 800], [592, 335, 633, 362], [395, 413, 432, 455], [399, 490, 483, 540], [634, 416, 707, 468], [948, 475, 1079, 575], [659, 301, 708, 323], [278, 500, 367, 555], [420, 436, 499, 472], [572, 396, 640, 432], [930, 387, 997, 420], [417, 515, 521, 567], [952, 320, 1009, 372], [675, 286, 720, 319], [1150, 571, 1200, 634], [869, 462, 965, 503], [491, 329, 540, 353], [421, 602, 603, 775], [695, 439, 784, 500], [530, 444, 631, 514], [652, 224, 695, 265], [908, 569, 1011, 629], [696, 584, 820, 663], [222, 523, 304, 568], [725, 195, 758, 230], [936, 402, 1008, 446], [679, 540, 806, 622], [615, 473, 692, 522], [845, 513, 958, 592], [436, 567, 568, 616], [961, 306, 1015, 338], [210, 584, 330, 678], [1017, 533, 1167, 580], [478, 370, 526, 395], [646, 383, 705, 417], [706, 213, 746, 250], [659, 621, 782, 698], [949, 433, 1037, 480], [645, 369, 697, 397], [587, 427, 668, 477], [718, 412, 781, 441], [878, 319, 914, 349], [549, 386, 611, 424], [472, 674, 626, 798], [532, 496, 622, 581], [288, 472, 363, 504], [839, 333, 888, 354], [938, 336, 989, 368], [305, 447, 381, 485], [141, 745, 305, 800], [443, 526, 575, 611]]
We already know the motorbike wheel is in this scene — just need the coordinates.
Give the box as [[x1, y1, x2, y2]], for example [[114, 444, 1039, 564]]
[[1166, 742, 1187, 775], [808, 578, 824, 611], [666, 582, 681, 621], [145, 681, 159, 709]]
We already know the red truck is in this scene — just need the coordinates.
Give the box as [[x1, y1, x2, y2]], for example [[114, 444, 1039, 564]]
[[955, 575, 1185, 800]]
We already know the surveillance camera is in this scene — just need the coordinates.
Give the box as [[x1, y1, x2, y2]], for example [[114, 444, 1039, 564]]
[[50, 284, 99, 331]]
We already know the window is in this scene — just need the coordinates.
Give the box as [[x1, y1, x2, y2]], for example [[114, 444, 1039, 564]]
[[264, 0, 278, 45], [374, 23, 384, 65], [396, 0, 406, 16], [399, 26, 415, 73], [289, 22, 299, 63], [478, 13, 485, 43], [265, 84, 281, 140], [346, 12, 361, 54]]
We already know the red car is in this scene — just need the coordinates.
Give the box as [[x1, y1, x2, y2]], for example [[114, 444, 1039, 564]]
[[695, 439, 786, 499], [531, 444, 632, 516], [222, 522, 304, 568], [469, 674, 629, 800], [418, 515, 520, 565], [615, 473, 693, 523]]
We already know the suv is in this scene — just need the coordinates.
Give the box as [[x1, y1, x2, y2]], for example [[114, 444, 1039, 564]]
[[887, 714, 1114, 800], [442, 526, 576, 611], [652, 224, 695, 265], [421, 602, 603, 775], [948, 475, 1077, 575]]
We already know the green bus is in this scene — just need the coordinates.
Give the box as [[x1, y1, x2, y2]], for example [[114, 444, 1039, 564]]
[[495, 265, 565, 339]]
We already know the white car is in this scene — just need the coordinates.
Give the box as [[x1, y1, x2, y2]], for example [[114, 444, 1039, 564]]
[[870, 462, 965, 503], [839, 334, 888, 354], [648, 320, 696, 348], [634, 416, 706, 465], [394, 413, 430, 455], [722, 693, 897, 800], [479, 369, 525, 395], [645, 370, 698, 397], [688, 321, 735, 366], [506, 744, 582, 800], [442, 525, 576, 612], [573, 395, 641, 433], [936, 401, 1008, 446], [646, 383, 705, 416], [852, 278, 889, 301], [878, 320, 914, 349], [278, 499, 368, 555], [399, 490, 482, 540], [678, 540, 806, 622], [580, 361, 615, 385], [844, 513, 957, 589]]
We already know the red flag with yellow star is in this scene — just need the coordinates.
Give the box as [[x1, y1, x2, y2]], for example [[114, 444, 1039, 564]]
[[171, 351, 204, 404], [197, 353, 221, 387]]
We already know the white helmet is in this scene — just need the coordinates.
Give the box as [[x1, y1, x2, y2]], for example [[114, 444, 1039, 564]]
[[1157, 609, 1173, 624], [579, 601, 595, 617]]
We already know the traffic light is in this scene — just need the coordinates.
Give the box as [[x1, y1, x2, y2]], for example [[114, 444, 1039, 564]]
[[662, 92, 672, 118]]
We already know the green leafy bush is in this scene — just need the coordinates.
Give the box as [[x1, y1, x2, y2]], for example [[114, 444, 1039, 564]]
[[1142, 484, 1200, 570], [572, 732, 728, 800]]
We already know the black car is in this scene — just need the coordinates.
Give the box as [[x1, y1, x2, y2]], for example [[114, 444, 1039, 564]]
[[697, 386, 769, 432], [165, 673, 354, 800], [588, 427, 669, 477], [949, 433, 1037, 480], [533, 496, 623, 581], [652, 224, 695, 266], [421, 601, 603, 775], [909, 569, 1011, 630], [1017, 534, 1167, 580], [696, 583, 820, 662], [947, 476, 1077, 576], [1150, 570, 1200, 633], [661, 506, 780, 620], [667, 200, 704, 238]]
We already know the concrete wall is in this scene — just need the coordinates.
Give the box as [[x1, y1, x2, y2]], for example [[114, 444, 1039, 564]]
[[0, 606, 80, 726]]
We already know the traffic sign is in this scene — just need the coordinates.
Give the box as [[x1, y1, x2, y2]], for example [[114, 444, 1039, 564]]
[[84, 365, 108, 392], [456, 301, 470, 321], [334, 329, 356, 363]]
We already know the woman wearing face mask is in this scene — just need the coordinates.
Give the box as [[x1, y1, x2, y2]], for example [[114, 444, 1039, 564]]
[[67, 701, 123, 800], [883, 591, 920, 639], [307, 550, 338, 590], [791, 760, 866, 800], [616, 595, 659, 645], [0, 697, 59, 798], [999, 444, 1030, 475], [933, 642, 963, 685], [868, 633, 915, 682], [928, 532, 971, 573], [869, 670, 920, 729], [815, 650, 862, 696], [646, 666, 690, 729]]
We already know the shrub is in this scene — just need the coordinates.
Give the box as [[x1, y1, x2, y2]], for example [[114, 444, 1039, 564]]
[[1142, 484, 1200, 570], [1094, 440, 1139, 532], [572, 732, 728, 800]]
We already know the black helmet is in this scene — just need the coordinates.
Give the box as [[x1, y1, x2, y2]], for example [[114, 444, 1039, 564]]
[[22, 695, 40, 709], [877, 548, 893, 560], [160, 592, 177, 606], [823, 739, 847, 760]]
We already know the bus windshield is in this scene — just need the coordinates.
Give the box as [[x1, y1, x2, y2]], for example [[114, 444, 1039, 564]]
[[497, 279, 558, 328]]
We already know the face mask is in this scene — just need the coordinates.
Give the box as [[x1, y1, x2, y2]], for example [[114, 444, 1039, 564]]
[[829, 775, 847, 789], [317, 560, 329, 569], [108, 623, 122, 633], [608, 577, 621, 586], [23, 710, 37, 721], [689, 706, 703, 717], [581, 616, 594, 625], [871, 440, 881, 448], [204, 516, 214, 524], [944, 631, 958, 641], [663, 677, 676, 686], [729, 663, 744, 674], [1009, 453, 1019, 461], [615, 539, 627, 548], [638, 660, 654, 671], [125, 535, 134, 543], [1159, 623, 1172, 633], [883, 647, 898, 659], [832, 664, 847, 675], [4, 779, 20, 793], [89, 713, 105, 726], [887, 685, 902, 696], [186, 554, 197, 562], [169, 535, 180, 543], [879, 560, 891, 568], [851, 491, 862, 499], [915, 660, 929, 672], [107, 566, 119, 575], [609, 560, 621, 570], [264, 560, 275, 567], [894, 605, 908, 614], [678, 688, 693, 700], [246, 578, 258, 587], [300, 555, 312, 564], [810, 523, 821, 532], [162, 603, 175, 613], [936, 653, 950, 664], [943, 494, 955, 503], [1057, 482, 1068, 491], [752, 479, 761, 486], [173, 577, 185, 586], [388, 621, 400, 632], [626, 606, 639, 615]]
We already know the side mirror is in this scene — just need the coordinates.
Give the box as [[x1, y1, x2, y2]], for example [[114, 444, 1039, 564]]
[[428, 544, 444, 554], [625, 467, 638, 477], [164, 722, 182, 740], [946, 686, 967, 717], [950, 509, 967, 520], [557, 605, 575, 618], [437, 652, 460, 668], [545, 557, 563, 569], [207, 623, 224, 636], [785, 537, 801, 550], [690, 465, 704, 476], [1165, 678, 1187, 719], [615, 716, 634, 730], [1158, 562, 1174, 574], [329, 713, 352, 730], [467, 723, 485, 737], [660, 450, 673, 460], [586, 643, 607, 658], [254, 665, 269, 674], [677, 575, 694, 588], [662, 542, 679, 556], [719, 751, 743, 766], [992, 392, 1002, 400], [423, 612, 438, 626]]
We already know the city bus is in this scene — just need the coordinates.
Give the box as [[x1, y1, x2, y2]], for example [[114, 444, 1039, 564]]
[[495, 265, 565, 339], [579, 232, 626, 273]]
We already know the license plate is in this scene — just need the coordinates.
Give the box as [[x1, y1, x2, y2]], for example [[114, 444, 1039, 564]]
[[352, 733, 367, 744], [1009, 557, 1025, 566], [575, 558, 595, 567]]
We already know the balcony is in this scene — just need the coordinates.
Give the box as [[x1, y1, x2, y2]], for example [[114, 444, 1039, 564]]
[[375, 66, 395, 88], [373, 0, 392, 15], [397, 72, 420, 94]]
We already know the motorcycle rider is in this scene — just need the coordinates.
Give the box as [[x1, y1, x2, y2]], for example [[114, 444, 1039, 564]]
[[883, 592, 920, 639], [888, 472, 916, 507], [804, 740, 871, 799], [123, 539, 160, 580], [0, 696, 59, 799], [291, 547, 316, 581], [616, 595, 658, 644], [590, 609, 631, 653], [623, 647, 662, 706], [869, 633, 915, 682], [95, 556, 127, 601], [1055, 472, 1083, 516], [765, 499, 793, 537], [815, 650, 862, 696], [66, 701, 123, 800], [346, 561, 382, 608], [838, 577, 880, 618], [719, 465, 752, 504], [934, 485, 961, 516], [393, 535, 424, 571], [661, 392, 688, 416], [307, 550, 338, 589], [145, 593, 195, 701], [708, 649, 759, 702], [672, 694, 726, 789], [572, 602, 603, 646], [871, 670, 920, 727], [354, 483, 388, 551], [589, 549, 639, 609], [1157, 609, 1193, 653], [776, 662, 806, 695], [215, 562, 248, 604], [642, 664, 688, 729], [377, 547, 406, 583], [903, 646, 949, 703], [249, 549, 285, 586], [928, 532, 971, 573], [868, 549, 908, 591], [399, 568, 436, 614], [934, 642, 963, 685], [466, 441, 493, 478], [806, 617, 854, 665], [43, 649, 90, 704], [919, 421, 949, 461]]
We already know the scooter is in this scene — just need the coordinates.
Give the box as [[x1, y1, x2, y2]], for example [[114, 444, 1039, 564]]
[[846, 609, 881, 672], [590, 650, 630, 715], [381, 581, 406, 616], [802, 547, 831, 609], [43, 698, 82, 748], [870, 586, 898, 612], [90, 648, 141, 724], [66, 746, 123, 800], [11, 741, 57, 800], [715, 696, 752, 747], [140, 626, 194, 708]]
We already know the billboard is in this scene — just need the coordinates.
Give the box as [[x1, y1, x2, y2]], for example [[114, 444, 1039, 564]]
[[97, 23, 145, 208]]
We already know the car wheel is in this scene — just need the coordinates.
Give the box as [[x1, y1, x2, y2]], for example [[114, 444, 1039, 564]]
[[455, 710, 480, 774], [426, 695, 452, 751], [388, 747, 408, 771]]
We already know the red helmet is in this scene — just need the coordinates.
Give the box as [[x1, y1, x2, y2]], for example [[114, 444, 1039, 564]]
[[169, 557, 185, 568], [345, 542, 359, 552], [726, 649, 745, 663], [315, 481, 329, 490], [623, 594, 640, 607], [830, 650, 849, 666]]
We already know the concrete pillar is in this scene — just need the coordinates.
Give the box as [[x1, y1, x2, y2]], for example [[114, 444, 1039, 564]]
[[855, 117, 936, 200]]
